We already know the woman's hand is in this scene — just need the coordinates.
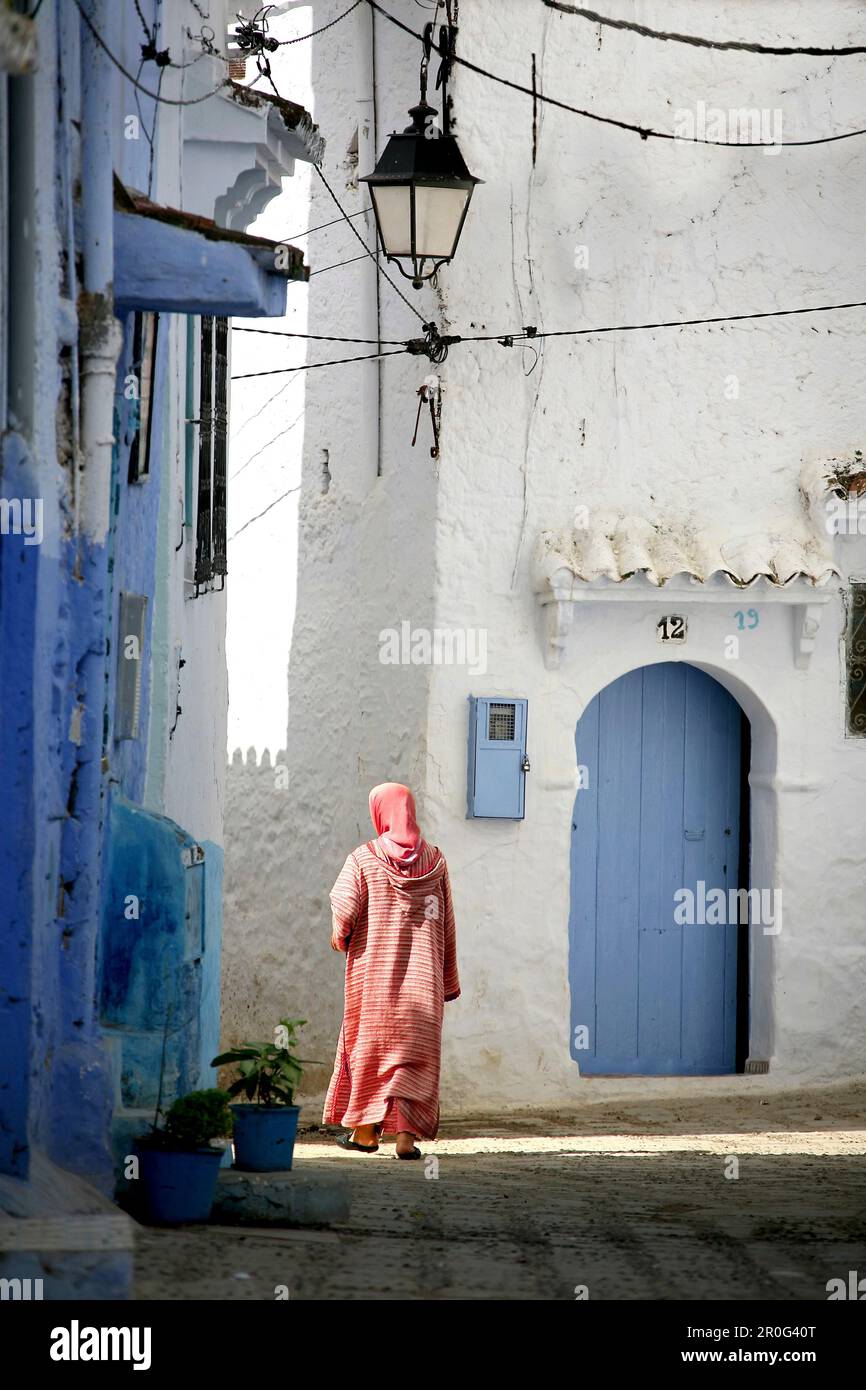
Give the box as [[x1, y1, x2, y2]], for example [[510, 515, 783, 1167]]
[[330, 931, 345, 952]]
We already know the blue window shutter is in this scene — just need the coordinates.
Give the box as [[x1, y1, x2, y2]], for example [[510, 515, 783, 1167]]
[[467, 697, 528, 819]]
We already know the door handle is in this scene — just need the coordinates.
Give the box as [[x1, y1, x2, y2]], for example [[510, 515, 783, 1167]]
[[684, 829, 705, 840]]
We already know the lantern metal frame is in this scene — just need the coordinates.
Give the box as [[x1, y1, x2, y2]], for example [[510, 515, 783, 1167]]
[[360, 100, 482, 289]]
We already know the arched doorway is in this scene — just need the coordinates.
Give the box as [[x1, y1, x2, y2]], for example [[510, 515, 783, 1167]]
[[569, 662, 750, 1075]]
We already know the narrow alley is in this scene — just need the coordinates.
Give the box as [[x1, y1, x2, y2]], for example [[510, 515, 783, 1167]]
[[3, 0, 866, 1349]]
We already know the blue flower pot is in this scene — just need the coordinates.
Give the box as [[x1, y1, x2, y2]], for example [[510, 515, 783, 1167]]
[[231, 1104, 300, 1172], [136, 1145, 224, 1225]]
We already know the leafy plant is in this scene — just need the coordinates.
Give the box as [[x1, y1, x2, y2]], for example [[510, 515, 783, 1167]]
[[830, 449, 866, 496], [212, 1017, 320, 1106], [139, 1088, 233, 1151]]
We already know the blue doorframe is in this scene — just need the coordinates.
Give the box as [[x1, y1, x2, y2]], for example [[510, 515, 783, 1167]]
[[569, 663, 747, 1076]]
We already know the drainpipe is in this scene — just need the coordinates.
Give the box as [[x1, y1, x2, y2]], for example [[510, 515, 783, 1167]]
[[356, 2, 383, 480], [370, 8, 383, 480], [79, 0, 121, 549]]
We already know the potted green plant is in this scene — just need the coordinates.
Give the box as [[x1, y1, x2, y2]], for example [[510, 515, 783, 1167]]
[[212, 1017, 317, 1172], [135, 1089, 233, 1225]]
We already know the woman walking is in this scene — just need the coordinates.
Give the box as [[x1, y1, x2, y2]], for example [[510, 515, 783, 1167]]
[[324, 783, 460, 1159]]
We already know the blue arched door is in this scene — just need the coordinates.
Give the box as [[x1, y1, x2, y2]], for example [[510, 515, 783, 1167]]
[[569, 663, 745, 1075]]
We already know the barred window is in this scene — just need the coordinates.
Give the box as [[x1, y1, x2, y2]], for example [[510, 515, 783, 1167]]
[[193, 315, 229, 594]]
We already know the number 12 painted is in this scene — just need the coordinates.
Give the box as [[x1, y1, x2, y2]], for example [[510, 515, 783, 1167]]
[[657, 615, 687, 642]]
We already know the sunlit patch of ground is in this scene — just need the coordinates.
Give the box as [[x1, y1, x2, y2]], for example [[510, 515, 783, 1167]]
[[300, 1129, 865, 1158]]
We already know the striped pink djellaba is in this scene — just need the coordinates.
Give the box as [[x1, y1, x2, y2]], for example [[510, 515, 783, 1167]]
[[324, 841, 460, 1140]]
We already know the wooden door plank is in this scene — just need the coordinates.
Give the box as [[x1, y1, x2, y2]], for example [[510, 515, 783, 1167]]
[[637, 663, 687, 1068]]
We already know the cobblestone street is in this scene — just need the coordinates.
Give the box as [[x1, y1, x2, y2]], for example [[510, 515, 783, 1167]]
[[134, 1084, 866, 1301]]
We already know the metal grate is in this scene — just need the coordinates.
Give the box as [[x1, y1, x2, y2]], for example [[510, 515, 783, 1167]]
[[211, 316, 229, 578], [193, 316, 230, 591], [847, 583, 866, 735], [194, 315, 214, 587], [488, 702, 516, 741], [744, 1059, 769, 1074]]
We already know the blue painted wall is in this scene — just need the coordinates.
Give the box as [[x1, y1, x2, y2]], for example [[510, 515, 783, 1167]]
[[105, 311, 165, 805], [0, 434, 41, 1177], [1, 0, 289, 1230], [0, 3, 116, 1190], [0, 0, 222, 1205], [100, 801, 223, 1134]]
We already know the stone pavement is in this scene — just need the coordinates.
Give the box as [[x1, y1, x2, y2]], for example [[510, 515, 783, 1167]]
[[134, 1082, 866, 1300]]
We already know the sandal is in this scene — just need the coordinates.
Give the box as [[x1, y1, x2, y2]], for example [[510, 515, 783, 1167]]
[[336, 1131, 379, 1154], [395, 1146, 422, 1160]]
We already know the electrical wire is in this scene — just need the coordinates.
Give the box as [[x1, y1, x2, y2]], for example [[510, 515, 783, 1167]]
[[133, 0, 229, 72], [167, 41, 217, 72], [276, 0, 365, 45], [364, 0, 866, 147], [230, 347, 409, 379], [233, 327, 406, 345], [133, 0, 153, 44], [541, 3, 866, 57], [74, 0, 227, 105], [310, 251, 377, 278], [456, 297, 866, 345], [147, 64, 165, 194], [283, 207, 373, 241], [312, 164, 427, 322], [228, 296, 866, 360], [230, 297, 866, 376]]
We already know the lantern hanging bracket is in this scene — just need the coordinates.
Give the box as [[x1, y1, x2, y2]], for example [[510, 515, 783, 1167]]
[[422, 3, 457, 131]]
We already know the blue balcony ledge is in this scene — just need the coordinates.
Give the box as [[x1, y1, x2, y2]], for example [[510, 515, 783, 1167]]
[[113, 207, 306, 317]]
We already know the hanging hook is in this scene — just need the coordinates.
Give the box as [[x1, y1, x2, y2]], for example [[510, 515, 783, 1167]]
[[411, 375, 442, 458], [411, 385, 427, 449]]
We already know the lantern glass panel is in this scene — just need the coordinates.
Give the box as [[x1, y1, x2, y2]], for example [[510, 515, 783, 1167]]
[[413, 184, 471, 258], [370, 185, 413, 257]]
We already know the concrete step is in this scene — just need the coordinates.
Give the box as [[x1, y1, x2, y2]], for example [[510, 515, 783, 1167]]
[[212, 1165, 350, 1227]]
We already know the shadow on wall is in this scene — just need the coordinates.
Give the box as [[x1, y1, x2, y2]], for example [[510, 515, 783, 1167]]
[[222, 747, 332, 1107]]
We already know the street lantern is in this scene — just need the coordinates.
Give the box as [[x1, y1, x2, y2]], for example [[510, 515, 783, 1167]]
[[360, 100, 481, 289]]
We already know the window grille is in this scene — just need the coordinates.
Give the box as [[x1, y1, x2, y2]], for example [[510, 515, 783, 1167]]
[[846, 583, 866, 735], [488, 702, 516, 741], [212, 317, 228, 579], [193, 315, 229, 592]]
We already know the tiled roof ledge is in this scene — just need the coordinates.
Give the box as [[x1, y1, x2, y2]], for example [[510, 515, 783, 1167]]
[[534, 500, 841, 672]]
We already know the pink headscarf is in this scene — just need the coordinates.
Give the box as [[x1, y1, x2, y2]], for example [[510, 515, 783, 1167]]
[[369, 783, 425, 868]]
